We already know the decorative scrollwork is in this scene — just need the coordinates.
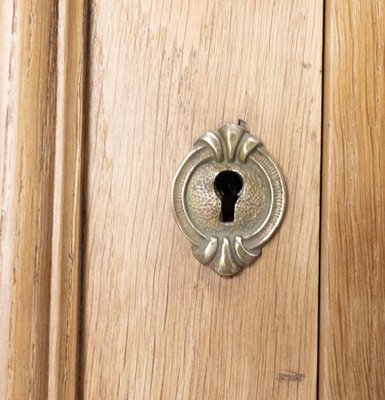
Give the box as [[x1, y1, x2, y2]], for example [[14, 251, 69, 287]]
[[195, 124, 261, 163], [192, 236, 261, 277]]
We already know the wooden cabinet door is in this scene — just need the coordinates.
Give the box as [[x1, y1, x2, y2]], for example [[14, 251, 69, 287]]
[[80, 1, 322, 398], [1, 1, 384, 399]]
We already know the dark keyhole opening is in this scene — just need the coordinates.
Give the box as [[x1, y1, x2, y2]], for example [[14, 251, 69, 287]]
[[214, 170, 244, 222]]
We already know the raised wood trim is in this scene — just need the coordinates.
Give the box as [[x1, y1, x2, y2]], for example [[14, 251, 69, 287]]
[[320, 0, 385, 398], [0, 1, 86, 398]]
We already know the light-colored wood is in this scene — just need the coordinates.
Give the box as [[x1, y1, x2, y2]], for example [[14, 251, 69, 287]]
[[81, 1, 322, 398], [48, 1, 86, 398], [320, 1, 385, 398], [0, 0, 86, 398]]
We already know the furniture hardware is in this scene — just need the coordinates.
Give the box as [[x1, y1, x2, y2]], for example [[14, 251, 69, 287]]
[[172, 123, 286, 277]]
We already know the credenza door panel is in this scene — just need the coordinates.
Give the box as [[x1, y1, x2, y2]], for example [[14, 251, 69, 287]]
[[80, 1, 322, 398]]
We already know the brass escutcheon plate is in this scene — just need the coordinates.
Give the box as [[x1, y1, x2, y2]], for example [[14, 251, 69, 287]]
[[172, 123, 286, 277]]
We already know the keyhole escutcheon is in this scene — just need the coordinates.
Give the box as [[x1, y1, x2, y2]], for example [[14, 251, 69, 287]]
[[214, 170, 244, 222]]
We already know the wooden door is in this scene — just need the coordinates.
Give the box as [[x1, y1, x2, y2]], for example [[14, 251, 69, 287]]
[[1, 1, 384, 399], [80, 1, 322, 398]]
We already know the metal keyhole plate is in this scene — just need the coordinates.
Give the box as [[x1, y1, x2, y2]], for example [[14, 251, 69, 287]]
[[172, 123, 286, 277]]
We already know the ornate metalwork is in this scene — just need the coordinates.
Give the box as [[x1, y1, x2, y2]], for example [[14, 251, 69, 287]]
[[172, 123, 286, 277]]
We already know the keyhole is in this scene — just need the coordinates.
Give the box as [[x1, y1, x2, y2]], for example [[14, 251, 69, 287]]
[[214, 171, 244, 222]]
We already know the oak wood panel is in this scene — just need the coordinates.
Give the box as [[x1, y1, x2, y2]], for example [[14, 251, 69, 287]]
[[320, 1, 385, 398], [0, 0, 86, 398], [81, 1, 322, 398]]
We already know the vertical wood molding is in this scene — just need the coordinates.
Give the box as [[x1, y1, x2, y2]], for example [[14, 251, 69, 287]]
[[0, 0, 86, 398], [320, 0, 385, 398], [48, 1, 87, 398]]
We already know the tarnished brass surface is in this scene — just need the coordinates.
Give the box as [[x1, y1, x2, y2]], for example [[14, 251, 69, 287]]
[[172, 123, 286, 277]]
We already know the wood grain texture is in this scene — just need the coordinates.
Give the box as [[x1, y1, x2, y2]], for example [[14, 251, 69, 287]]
[[81, 0, 322, 398], [49, 1, 86, 398], [0, 0, 86, 398], [320, 1, 385, 398]]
